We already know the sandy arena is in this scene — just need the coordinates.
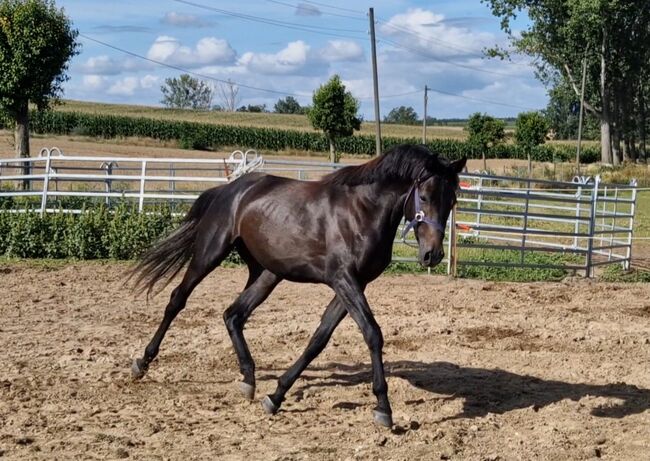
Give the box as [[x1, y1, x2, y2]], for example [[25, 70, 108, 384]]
[[1, 262, 649, 460]]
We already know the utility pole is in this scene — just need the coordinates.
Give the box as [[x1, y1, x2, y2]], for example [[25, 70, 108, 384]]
[[576, 56, 588, 175], [369, 7, 381, 156], [422, 85, 428, 144]]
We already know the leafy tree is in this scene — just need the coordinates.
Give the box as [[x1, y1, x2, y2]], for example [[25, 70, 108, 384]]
[[466, 112, 506, 169], [482, 0, 650, 164], [384, 106, 419, 125], [274, 96, 304, 114], [0, 0, 79, 186], [515, 111, 549, 174], [160, 74, 213, 110], [308, 75, 361, 162], [543, 80, 599, 141], [236, 104, 267, 113]]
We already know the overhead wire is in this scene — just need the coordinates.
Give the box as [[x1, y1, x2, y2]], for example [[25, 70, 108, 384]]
[[172, 0, 367, 39], [79, 33, 303, 97]]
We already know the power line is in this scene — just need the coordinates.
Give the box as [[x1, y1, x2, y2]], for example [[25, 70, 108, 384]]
[[300, 0, 365, 16], [377, 18, 533, 70], [357, 89, 423, 100], [379, 37, 533, 79], [263, 0, 365, 20], [425, 84, 538, 111], [79, 33, 303, 97], [172, 0, 367, 39]]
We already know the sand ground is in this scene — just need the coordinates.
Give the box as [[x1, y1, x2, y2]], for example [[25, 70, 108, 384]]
[[1, 262, 649, 460]]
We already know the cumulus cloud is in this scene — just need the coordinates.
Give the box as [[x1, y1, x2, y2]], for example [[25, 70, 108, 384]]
[[79, 55, 151, 75], [147, 36, 236, 68], [379, 8, 494, 59], [238, 41, 311, 75], [161, 12, 215, 28], [108, 75, 160, 96], [82, 75, 107, 91], [295, 3, 321, 16], [319, 40, 364, 62]]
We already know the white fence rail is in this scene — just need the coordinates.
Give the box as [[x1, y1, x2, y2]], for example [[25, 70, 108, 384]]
[[0, 149, 637, 276]]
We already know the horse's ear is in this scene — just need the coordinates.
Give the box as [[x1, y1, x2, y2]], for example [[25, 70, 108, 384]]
[[450, 157, 467, 174]]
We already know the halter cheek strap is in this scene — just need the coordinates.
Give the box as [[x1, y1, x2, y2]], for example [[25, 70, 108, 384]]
[[400, 182, 446, 242]]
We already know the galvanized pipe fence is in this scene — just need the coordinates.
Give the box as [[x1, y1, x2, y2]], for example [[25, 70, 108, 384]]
[[0, 148, 638, 276]]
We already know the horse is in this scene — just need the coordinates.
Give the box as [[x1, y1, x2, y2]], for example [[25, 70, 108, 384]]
[[129, 144, 466, 427]]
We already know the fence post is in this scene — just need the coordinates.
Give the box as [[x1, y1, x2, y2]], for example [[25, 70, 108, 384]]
[[609, 186, 618, 261], [585, 175, 600, 277], [40, 148, 52, 216], [476, 176, 484, 229], [520, 179, 531, 265], [139, 160, 147, 212], [447, 206, 455, 276], [624, 180, 637, 270]]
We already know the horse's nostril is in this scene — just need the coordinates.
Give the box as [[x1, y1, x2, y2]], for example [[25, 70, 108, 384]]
[[423, 251, 433, 263]]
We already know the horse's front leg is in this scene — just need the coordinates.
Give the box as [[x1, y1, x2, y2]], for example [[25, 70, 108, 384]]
[[332, 274, 392, 427], [262, 296, 346, 414]]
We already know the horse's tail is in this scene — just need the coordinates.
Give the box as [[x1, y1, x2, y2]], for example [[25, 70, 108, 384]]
[[128, 187, 219, 298]]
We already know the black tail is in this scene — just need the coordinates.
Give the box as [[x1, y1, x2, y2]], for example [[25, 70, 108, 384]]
[[128, 187, 218, 297]]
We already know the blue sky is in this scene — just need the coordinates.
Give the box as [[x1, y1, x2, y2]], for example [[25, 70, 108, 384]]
[[59, 0, 546, 119]]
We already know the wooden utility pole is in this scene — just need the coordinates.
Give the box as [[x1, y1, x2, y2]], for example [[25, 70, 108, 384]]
[[422, 85, 428, 144], [369, 7, 382, 156], [576, 56, 588, 174]]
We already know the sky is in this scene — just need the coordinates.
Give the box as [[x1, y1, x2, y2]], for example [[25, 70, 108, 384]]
[[58, 0, 546, 120]]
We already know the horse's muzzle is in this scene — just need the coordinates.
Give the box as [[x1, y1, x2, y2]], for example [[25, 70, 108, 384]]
[[421, 249, 444, 267]]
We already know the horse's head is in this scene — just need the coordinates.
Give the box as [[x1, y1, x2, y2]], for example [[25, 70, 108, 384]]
[[403, 157, 466, 267]]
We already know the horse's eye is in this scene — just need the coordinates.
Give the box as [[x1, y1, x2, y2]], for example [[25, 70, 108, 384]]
[[420, 195, 427, 203]]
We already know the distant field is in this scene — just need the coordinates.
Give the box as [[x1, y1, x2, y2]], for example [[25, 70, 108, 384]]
[[55, 100, 468, 140]]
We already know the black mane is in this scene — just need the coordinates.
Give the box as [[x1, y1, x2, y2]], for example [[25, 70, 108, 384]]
[[321, 144, 456, 187]]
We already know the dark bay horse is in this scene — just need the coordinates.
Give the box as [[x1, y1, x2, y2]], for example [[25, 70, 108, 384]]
[[130, 144, 466, 427]]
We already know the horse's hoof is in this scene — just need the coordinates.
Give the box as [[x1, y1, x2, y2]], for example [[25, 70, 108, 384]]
[[373, 410, 393, 428], [131, 358, 147, 380], [239, 382, 255, 401], [262, 395, 279, 415]]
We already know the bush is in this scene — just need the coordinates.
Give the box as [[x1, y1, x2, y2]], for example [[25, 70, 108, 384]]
[[0, 109, 601, 162]]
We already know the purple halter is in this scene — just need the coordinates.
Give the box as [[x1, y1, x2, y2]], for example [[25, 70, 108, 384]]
[[400, 181, 446, 242]]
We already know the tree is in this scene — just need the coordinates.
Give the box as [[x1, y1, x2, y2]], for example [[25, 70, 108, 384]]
[[465, 112, 506, 170], [515, 111, 549, 175], [543, 80, 599, 141], [482, 0, 650, 164], [308, 75, 361, 162], [236, 104, 267, 113], [384, 106, 419, 125], [274, 96, 304, 114], [160, 74, 213, 110], [217, 79, 240, 112], [0, 0, 79, 186]]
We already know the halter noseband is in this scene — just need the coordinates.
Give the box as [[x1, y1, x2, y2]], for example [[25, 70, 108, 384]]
[[400, 180, 446, 243]]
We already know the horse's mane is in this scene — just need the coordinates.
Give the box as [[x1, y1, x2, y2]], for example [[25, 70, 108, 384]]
[[321, 144, 457, 187]]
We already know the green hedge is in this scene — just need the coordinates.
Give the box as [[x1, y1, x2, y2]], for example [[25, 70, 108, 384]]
[[0, 110, 600, 163], [0, 205, 176, 259]]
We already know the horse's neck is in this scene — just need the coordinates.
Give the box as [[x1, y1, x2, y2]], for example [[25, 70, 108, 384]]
[[365, 181, 412, 236]]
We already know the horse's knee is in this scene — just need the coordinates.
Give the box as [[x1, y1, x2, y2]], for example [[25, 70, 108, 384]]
[[223, 305, 245, 332]]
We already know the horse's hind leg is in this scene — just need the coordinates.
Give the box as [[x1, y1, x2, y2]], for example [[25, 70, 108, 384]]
[[263, 296, 346, 415], [223, 268, 280, 400], [132, 244, 230, 379]]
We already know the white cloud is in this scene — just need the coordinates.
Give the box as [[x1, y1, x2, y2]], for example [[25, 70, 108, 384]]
[[79, 55, 151, 75], [379, 8, 494, 59], [108, 75, 160, 96], [161, 12, 215, 28], [238, 41, 311, 75], [82, 75, 107, 91], [319, 40, 364, 62], [147, 36, 236, 68]]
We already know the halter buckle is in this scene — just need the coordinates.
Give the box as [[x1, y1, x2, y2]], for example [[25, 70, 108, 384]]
[[415, 211, 425, 222]]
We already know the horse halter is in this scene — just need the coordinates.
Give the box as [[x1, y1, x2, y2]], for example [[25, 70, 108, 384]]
[[400, 179, 446, 244]]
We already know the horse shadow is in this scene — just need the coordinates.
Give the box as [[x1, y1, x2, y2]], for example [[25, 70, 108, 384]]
[[282, 361, 650, 420]]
